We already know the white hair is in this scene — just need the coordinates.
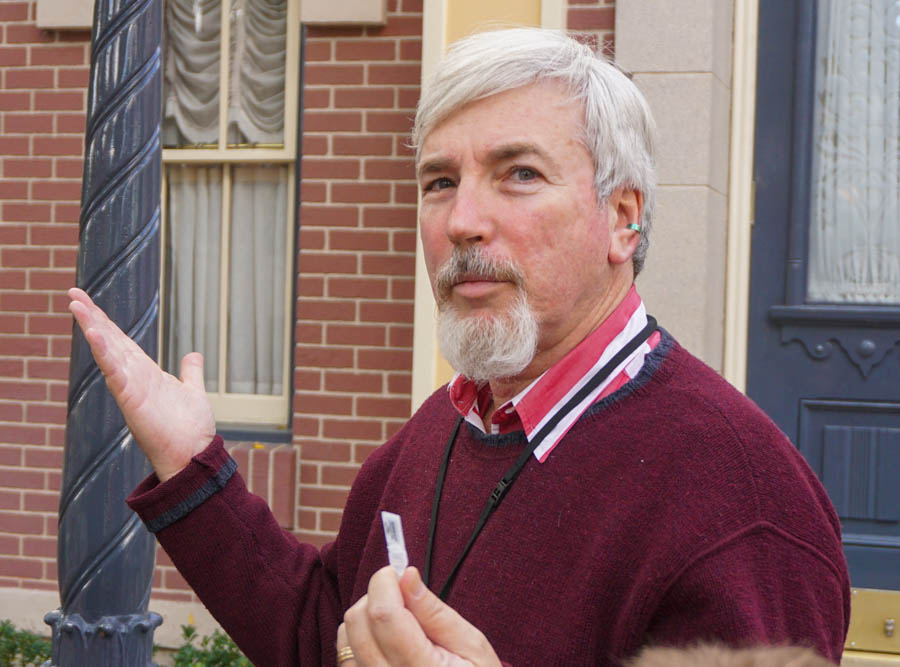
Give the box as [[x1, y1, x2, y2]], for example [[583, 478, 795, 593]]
[[413, 27, 657, 276]]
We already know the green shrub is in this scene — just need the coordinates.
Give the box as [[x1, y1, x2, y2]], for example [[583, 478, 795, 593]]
[[0, 619, 52, 667], [171, 624, 251, 667]]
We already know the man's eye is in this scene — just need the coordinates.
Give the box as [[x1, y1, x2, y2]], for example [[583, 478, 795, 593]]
[[424, 177, 455, 192], [512, 167, 538, 182]]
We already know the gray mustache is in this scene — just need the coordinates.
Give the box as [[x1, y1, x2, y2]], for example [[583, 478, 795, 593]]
[[434, 248, 525, 301]]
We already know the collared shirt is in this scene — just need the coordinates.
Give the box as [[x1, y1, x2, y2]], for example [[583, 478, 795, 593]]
[[447, 286, 661, 462]]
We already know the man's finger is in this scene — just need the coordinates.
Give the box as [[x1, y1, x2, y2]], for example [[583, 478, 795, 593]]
[[180, 352, 206, 390], [335, 623, 358, 667], [343, 594, 390, 667], [399, 567, 499, 665]]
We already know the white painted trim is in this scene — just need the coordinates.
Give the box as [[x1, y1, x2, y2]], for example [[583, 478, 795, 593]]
[[722, 0, 758, 393], [36, 0, 94, 30], [540, 0, 567, 31], [0, 587, 220, 650]]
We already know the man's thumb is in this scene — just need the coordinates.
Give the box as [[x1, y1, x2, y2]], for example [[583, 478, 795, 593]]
[[399, 567, 498, 664], [180, 352, 206, 390]]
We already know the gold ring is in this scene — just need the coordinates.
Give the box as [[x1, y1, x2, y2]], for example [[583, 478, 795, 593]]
[[337, 646, 355, 664]]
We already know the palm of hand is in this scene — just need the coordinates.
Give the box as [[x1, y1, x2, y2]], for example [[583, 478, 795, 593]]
[[69, 288, 216, 481]]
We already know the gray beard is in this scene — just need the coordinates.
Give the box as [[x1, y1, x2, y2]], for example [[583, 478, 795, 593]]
[[436, 290, 539, 383]]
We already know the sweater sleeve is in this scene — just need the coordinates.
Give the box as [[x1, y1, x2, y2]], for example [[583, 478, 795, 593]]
[[645, 523, 849, 663], [127, 436, 343, 667]]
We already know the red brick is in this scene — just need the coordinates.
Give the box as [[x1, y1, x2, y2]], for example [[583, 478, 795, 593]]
[[0, 3, 29, 21], [306, 25, 365, 38], [301, 157, 359, 180], [389, 325, 414, 347], [321, 465, 360, 487], [397, 87, 420, 110], [0, 425, 44, 445], [358, 348, 412, 371], [0, 191, 29, 214], [28, 314, 71, 335], [330, 229, 389, 251], [301, 135, 326, 157], [48, 383, 67, 402], [365, 158, 414, 180], [30, 45, 86, 66], [0, 224, 26, 245], [6, 69, 54, 89], [53, 204, 81, 224], [362, 206, 417, 229], [0, 137, 29, 156], [23, 493, 57, 513], [294, 370, 321, 391], [26, 403, 66, 424], [304, 64, 364, 85], [57, 67, 90, 90], [299, 486, 350, 508], [26, 359, 68, 380], [22, 536, 56, 558], [322, 419, 382, 440], [58, 30, 92, 43], [271, 448, 296, 528], [332, 135, 393, 156], [331, 183, 391, 203], [394, 182, 418, 204], [335, 40, 396, 61], [368, 16, 422, 37], [28, 270, 75, 291], [303, 111, 362, 133], [387, 372, 412, 395], [3, 202, 50, 222], [334, 87, 395, 109], [296, 323, 322, 344], [52, 248, 77, 267], [299, 252, 358, 274], [399, 38, 422, 61], [0, 556, 42, 578], [368, 64, 420, 85], [297, 276, 324, 297], [304, 41, 332, 61], [327, 277, 387, 299], [0, 270, 26, 289], [0, 314, 25, 333], [325, 371, 383, 393], [32, 223, 80, 246], [357, 397, 411, 419], [0, 446, 20, 466], [302, 87, 330, 109], [365, 111, 413, 133], [48, 426, 64, 447], [32, 180, 81, 201], [297, 440, 351, 462], [401, 0, 423, 12], [299, 205, 359, 228], [4, 158, 52, 178], [34, 91, 84, 112], [0, 359, 23, 376], [0, 511, 44, 533], [295, 345, 355, 369], [300, 181, 326, 202], [24, 448, 63, 469], [0, 47, 27, 67], [0, 291, 49, 311], [5, 24, 53, 44], [567, 7, 615, 30], [0, 402, 23, 421], [296, 509, 317, 530], [0, 492, 18, 511], [0, 92, 29, 111], [33, 136, 83, 156], [292, 416, 320, 437], [293, 392, 352, 416], [0, 380, 46, 400], [320, 510, 344, 532], [326, 323, 386, 346], [56, 113, 86, 134], [299, 464, 318, 484], [249, 446, 270, 497], [0, 337, 47, 357], [392, 231, 416, 253], [164, 569, 191, 590], [361, 254, 415, 275], [296, 299, 356, 322], [360, 301, 414, 324]]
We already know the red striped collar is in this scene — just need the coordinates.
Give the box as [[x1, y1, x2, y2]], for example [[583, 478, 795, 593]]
[[447, 286, 660, 462]]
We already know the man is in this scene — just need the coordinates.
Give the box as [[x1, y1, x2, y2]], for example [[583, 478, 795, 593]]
[[69, 28, 850, 666]]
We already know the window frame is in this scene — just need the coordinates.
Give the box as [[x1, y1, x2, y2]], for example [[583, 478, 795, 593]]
[[159, 0, 300, 427]]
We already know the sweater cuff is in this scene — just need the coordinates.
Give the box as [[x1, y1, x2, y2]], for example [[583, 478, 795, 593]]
[[127, 435, 237, 534]]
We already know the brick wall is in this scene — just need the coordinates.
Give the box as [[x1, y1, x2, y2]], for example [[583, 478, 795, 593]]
[[0, 0, 615, 607]]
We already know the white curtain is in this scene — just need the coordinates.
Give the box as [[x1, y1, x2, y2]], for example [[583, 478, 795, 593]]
[[163, 0, 286, 145], [163, 0, 289, 396], [807, 0, 900, 303], [165, 166, 222, 391]]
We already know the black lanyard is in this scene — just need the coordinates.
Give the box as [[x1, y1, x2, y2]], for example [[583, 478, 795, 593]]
[[423, 316, 658, 601]]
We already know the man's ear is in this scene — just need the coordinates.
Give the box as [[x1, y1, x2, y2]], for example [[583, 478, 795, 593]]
[[607, 187, 643, 265]]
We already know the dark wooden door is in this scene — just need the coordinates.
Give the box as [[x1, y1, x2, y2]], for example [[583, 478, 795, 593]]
[[747, 0, 900, 593]]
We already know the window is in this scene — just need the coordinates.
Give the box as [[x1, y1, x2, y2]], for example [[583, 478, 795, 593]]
[[161, 0, 299, 426]]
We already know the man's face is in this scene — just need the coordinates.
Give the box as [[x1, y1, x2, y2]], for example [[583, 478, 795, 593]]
[[418, 82, 623, 376]]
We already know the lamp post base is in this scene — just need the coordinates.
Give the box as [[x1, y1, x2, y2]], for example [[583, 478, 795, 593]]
[[43, 610, 163, 667]]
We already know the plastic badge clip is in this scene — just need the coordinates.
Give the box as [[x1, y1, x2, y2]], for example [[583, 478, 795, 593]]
[[381, 511, 409, 575]]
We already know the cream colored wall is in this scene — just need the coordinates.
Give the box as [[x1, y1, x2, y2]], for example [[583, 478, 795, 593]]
[[616, 0, 734, 373]]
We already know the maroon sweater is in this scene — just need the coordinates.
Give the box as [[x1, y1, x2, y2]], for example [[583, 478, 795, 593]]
[[128, 333, 850, 666]]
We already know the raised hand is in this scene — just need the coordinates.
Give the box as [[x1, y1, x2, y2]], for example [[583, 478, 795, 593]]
[[338, 566, 502, 667], [68, 287, 216, 482]]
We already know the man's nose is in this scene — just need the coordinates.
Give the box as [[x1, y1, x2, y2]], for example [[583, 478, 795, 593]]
[[445, 181, 494, 246]]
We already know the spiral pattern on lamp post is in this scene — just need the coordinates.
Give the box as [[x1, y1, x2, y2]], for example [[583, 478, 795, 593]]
[[45, 0, 164, 664]]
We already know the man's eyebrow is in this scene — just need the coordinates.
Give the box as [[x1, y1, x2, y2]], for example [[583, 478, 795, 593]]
[[417, 142, 557, 180], [416, 157, 454, 181]]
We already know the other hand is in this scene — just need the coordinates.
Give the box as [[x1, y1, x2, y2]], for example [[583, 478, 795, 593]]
[[338, 566, 501, 667], [68, 287, 216, 481]]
